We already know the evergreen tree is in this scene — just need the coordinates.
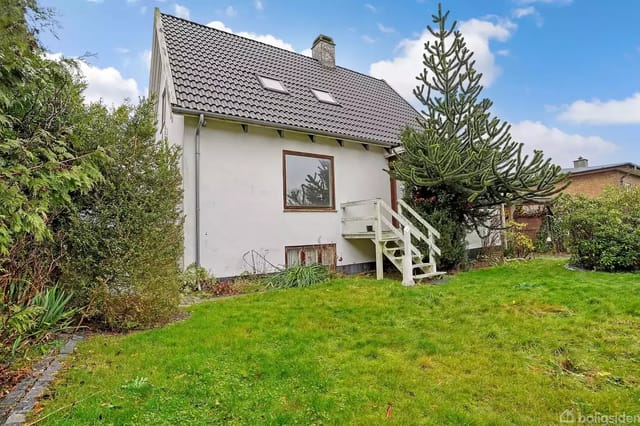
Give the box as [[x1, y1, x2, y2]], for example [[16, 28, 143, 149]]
[[302, 160, 331, 206], [389, 4, 567, 268]]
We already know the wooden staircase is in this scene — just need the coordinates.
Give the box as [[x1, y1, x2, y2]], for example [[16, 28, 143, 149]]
[[341, 199, 444, 285]]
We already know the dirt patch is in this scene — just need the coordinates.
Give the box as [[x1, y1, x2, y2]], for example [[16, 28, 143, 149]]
[[503, 300, 574, 317], [0, 365, 31, 399]]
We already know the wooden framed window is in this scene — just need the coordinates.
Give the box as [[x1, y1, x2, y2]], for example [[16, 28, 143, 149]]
[[285, 244, 336, 270], [283, 150, 335, 211]]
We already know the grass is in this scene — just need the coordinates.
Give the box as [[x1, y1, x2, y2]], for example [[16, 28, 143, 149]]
[[34, 260, 640, 425]]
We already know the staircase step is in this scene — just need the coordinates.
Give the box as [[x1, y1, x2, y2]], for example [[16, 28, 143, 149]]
[[413, 272, 446, 280], [412, 262, 435, 270]]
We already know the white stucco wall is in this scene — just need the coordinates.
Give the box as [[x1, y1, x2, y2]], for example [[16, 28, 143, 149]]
[[181, 117, 392, 277]]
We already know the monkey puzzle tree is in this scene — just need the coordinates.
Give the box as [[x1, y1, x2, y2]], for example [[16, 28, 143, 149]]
[[389, 4, 567, 269]]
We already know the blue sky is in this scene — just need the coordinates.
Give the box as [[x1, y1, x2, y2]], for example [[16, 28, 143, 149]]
[[40, 0, 640, 167]]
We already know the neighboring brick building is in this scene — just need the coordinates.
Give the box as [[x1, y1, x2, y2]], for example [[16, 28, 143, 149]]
[[562, 157, 640, 198], [510, 157, 640, 244]]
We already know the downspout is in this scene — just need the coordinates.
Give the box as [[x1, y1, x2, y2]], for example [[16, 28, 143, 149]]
[[195, 114, 205, 290]]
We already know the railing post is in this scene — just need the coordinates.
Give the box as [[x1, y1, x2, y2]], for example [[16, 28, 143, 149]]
[[375, 200, 382, 241], [402, 225, 414, 286], [374, 200, 383, 280], [428, 231, 436, 270]]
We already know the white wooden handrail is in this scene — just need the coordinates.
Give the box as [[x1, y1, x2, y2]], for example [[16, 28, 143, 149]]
[[398, 199, 441, 239], [379, 200, 441, 256]]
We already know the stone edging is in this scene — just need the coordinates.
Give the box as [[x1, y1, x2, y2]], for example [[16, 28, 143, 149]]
[[0, 334, 84, 426]]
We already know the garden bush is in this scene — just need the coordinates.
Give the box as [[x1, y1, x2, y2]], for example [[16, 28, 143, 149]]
[[60, 100, 183, 330], [505, 220, 534, 258], [555, 186, 640, 271]]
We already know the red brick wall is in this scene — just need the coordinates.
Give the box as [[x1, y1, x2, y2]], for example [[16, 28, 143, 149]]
[[564, 168, 640, 198]]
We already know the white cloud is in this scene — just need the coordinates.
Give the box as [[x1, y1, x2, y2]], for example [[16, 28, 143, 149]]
[[364, 3, 377, 13], [225, 5, 237, 17], [361, 35, 375, 44], [46, 53, 139, 106], [377, 23, 394, 33], [206, 21, 296, 52], [497, 49, 510, 56], [557, 93, 640, 125], [174, 4, 190, 19], [140, 6, 147, 14], [513, 6, 536, 18], [512, 6, 543, 26], [86, 0, 103, 3], [115, 47, 130, 54], [255, 0, 264, 11], [510, 120, 618, 167], [300, 48, 312, 57], [369, 17, 514, 101]]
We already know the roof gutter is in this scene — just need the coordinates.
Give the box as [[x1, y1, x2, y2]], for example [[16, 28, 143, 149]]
[[195, 113, 205, 291], [172, 106, 396, 149]]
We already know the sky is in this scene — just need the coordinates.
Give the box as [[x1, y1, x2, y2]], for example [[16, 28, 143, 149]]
[[38, 0, 640, 168]]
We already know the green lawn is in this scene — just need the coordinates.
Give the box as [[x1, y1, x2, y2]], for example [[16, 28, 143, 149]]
[[35, 260, 640, 425]]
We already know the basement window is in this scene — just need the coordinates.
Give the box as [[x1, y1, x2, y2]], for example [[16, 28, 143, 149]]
[[257, 75, 288, 93], [311, 88, 338, 104], [285, 244, 336, 270]]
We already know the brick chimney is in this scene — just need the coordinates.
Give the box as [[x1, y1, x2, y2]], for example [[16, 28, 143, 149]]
[[573, 156, 588, 168], [312, 35, 335, 68]]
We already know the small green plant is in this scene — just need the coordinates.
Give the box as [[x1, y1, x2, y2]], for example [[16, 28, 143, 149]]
[[180, 264, 215, 292], [267, 264, 330, 289], [1, 285, 77, 361], [121, 376, 150, 391]]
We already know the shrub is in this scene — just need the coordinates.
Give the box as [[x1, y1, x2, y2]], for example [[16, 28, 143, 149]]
[[60, 100, 183, 330], [555, 186, 640, 271], [180, 264, 215, 293], [267, 264, 330, 289], [403, 187, 469, 270], [505, 220, 534, 258]]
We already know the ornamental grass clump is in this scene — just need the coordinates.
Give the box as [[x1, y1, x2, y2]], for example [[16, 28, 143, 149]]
[[267, 264, 330, 288]]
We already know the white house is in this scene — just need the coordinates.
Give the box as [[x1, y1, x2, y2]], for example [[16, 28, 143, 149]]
[[148, 9, 446, 283]]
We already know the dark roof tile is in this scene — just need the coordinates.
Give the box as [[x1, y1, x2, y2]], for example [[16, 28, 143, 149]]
[[159, 13, 418, 146]]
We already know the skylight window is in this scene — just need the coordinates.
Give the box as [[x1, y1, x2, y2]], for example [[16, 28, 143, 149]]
[[311, 89, 338, 105], [257, 75, 288, 93]]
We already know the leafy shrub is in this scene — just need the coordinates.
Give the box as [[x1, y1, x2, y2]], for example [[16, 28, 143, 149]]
[[555, 186, 640, 271], [60, 100, 183, 330], [180, 264, 215, 292], [267, 264, 330, 289], [505, 220, 534, 258], [403, 187, 469, 270]]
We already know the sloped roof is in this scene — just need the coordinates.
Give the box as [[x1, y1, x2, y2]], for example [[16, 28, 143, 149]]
[[158, 13, 419, 147], [562, 162, 640, 176]]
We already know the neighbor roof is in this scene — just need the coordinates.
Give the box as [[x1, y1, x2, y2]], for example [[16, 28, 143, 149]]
[[562, 162, 640, 176], [158, 13, 419, 147]]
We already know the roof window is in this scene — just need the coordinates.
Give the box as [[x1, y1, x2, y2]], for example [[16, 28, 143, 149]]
[[311, 88, 338, 104], [257, 75, 288, 93]]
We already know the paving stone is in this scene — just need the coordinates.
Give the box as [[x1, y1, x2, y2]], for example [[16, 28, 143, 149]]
[[1, 334, 83, 425]]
